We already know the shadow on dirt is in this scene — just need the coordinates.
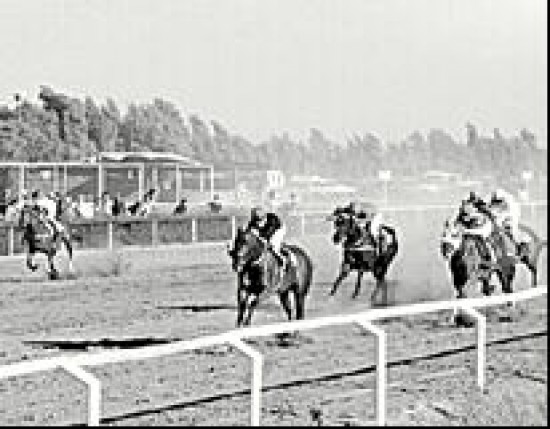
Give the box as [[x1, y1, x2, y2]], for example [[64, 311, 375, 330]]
[[156, 304, 236, 313], [0, 277, 48, 284], [24, 337, 177, 351]]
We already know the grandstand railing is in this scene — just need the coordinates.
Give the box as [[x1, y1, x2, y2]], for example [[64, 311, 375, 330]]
[[0, 286, 546, 426], [0, 201, 546, 257]]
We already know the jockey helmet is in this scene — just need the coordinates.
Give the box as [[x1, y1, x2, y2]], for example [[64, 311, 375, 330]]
[[251, 206, 265, 221], [492, 188, 508, 202], [466, 191, 478, 203]]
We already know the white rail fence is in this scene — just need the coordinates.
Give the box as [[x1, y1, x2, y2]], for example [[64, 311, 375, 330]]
[[1, 200, 546, 257], [0, 286, 546, 426]]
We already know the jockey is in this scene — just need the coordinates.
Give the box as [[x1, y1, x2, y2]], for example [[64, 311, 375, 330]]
[[354, 203, 384, 252], [455, 192, 496, 264], [487, 188, 521, 244], [340, 201, 358, 217], [33, 190, 65, 239], [365, 206, 385, 251], [246, 206, 289, 291]]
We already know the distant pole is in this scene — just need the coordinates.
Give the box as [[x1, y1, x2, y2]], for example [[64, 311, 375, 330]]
[[210, 166, 215, 201], [378, 170, 391, 209], [175, 165, 181, 203]]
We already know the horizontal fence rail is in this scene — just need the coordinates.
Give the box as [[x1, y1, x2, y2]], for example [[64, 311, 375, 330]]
[[0, 286, 546, 426], [0, 201, 546, 257]]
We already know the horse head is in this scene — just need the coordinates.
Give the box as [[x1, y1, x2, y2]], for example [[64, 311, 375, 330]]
[[332, 213, 358, 245], [229, 227, 265, 273], [440, 219, 463, 260]]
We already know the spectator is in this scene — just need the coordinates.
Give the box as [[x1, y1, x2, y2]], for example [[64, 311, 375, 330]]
[[173, 198, 188, 215], [137, 188, 157, 216], [127, 199, 141, 216], [0, 190, 8, 218], [111, 194, 125, 217], [208, 194, 222, 213]]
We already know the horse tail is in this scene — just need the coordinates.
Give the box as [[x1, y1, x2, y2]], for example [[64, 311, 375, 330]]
[[518, 223, 541, 245], [285, 244, 313, 294]]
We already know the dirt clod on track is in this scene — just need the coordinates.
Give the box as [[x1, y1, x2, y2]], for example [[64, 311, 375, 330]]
[[0, 208, 547, 426]]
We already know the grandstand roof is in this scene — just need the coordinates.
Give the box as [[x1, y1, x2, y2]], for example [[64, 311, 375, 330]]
[[98, 151, 210, 169]]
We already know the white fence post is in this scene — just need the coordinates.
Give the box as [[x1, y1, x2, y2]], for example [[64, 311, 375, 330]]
[[107, 221, 113, 250], [229, 337, 263, 426], [355, 320, 387, 426], [191, 218, 198, 243], [151, 219, 159, 246], [8, 225, 14, 256], [300, 213, 306, 236], [457, 306, 486, 390], [60, 361, 101, 426]]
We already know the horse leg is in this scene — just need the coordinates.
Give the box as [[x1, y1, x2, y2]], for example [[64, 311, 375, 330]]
[[525, 262, 537, 288], [294, 289, 306, 320], [481, 278, 493, 296], [61, 234, 75, 274], [278, 290, 293, 322], [242, 293, 259, 327], [47, 252, 59, 280], [236, 287, 248, 328], [351, 270, 363, 299], [452, 276, 468, 326], [26, 249, 38, 272], [330, 264, 350, 296], [372, 262, 389, 306]]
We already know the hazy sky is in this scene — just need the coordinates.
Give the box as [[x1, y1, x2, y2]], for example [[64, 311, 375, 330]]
[[1, 0, 547, 145]]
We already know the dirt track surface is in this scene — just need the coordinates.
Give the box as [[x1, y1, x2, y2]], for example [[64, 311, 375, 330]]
[[0, 207, 547, 426]]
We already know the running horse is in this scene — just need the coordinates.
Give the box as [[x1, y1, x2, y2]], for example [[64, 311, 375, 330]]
[[441, 219, 546, 299], [228, 227, 313, 327], [329, 210, 398, 301], [17, 205, 75, 280], [440, 218, 517, 301]]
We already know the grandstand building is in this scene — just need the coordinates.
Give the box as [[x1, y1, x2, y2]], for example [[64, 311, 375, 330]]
[[0, 152, 214, 205]]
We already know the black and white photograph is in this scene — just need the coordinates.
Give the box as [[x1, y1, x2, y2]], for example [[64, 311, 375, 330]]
[[0, 0, 547, 426]]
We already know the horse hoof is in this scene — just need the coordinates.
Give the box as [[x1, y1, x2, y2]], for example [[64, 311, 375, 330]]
[[48, 271, 59, 280]]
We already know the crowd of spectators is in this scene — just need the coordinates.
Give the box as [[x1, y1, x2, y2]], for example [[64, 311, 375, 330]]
[[0, 188, 228, 222]]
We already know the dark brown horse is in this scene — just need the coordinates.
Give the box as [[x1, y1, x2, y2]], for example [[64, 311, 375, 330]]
[[228, 227, 313, 327], [17, 207, 75, 280], [329, 212, 398, 301]]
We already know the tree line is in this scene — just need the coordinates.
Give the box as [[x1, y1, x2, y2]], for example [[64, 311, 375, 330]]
[[0, 86, 546, 181]]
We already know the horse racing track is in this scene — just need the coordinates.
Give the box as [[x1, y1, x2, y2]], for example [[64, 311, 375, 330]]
[[0, 208, 547, 426]]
